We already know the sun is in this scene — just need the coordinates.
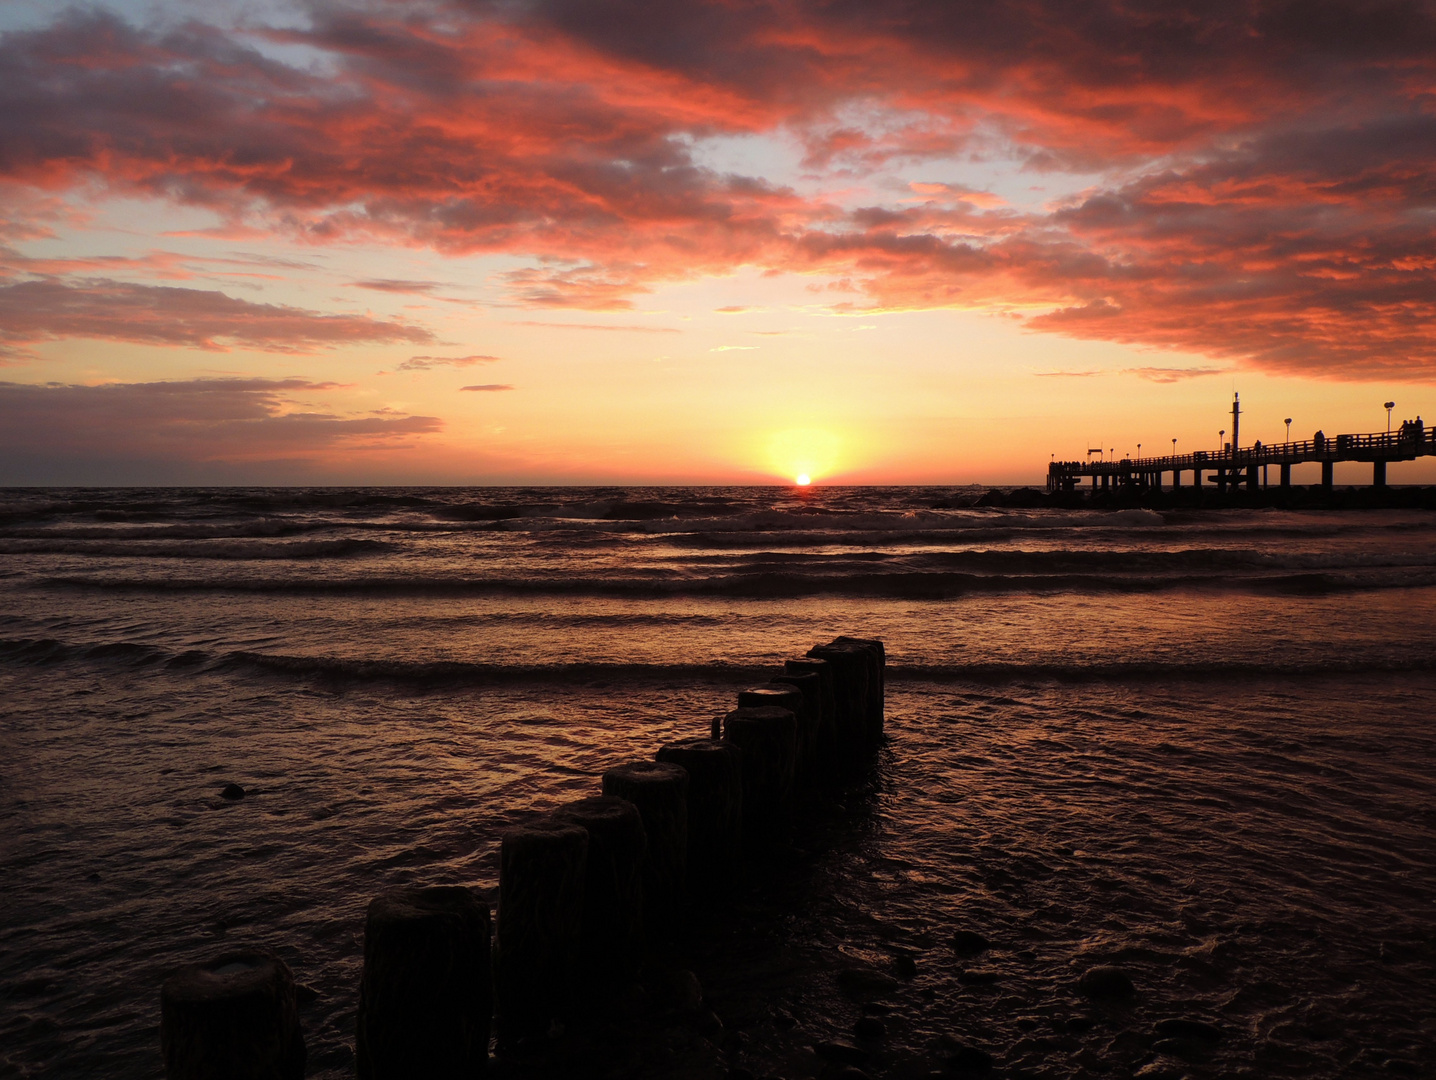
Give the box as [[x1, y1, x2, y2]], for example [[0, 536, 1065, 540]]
[[795, 473, 811, 486]]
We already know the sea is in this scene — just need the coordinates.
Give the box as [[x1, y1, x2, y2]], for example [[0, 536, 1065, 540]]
[[1, 486, 1433, 1078]]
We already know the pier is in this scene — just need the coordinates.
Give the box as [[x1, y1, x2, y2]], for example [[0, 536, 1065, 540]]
[[1049, 398, 1434, 494]]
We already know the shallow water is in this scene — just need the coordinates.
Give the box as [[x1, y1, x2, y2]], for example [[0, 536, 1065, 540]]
[[2, 487, 1433, 1078]]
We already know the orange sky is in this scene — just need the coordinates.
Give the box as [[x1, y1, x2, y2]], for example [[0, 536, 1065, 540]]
[[1, 0, 1434, 485]]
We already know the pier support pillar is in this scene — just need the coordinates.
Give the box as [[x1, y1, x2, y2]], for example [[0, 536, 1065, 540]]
[[1374, 460, 1387, 487], [1246, 464, 1258, 492], [1192, 467, 1200, 489], [1280, 463, 1291, 487], [1172, 468, 1181, 490], [1321, 461, 1334, 489]]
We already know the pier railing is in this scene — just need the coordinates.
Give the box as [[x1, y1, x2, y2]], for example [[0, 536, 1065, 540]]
[[1048, 425, 1434, 491]]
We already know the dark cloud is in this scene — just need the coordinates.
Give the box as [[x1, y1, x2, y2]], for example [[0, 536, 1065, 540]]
[[348, 279, 447, 294], [458, 383, 514, 391], [0, 278, 434, 352], [0, 377, 442, 483]]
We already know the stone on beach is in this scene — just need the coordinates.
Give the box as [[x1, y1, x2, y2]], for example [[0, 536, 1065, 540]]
[[1078, 965, 1137, 1001], [160, 947, 305, 1080], [356, 885, 492, 1080]]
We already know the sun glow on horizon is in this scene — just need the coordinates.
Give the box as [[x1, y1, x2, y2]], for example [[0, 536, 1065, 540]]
[[795, 473, 811, 485]]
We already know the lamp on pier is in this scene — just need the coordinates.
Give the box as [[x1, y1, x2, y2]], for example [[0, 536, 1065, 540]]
[[1385, 401, 1396, 433], [1284, 418, 1292, 442]]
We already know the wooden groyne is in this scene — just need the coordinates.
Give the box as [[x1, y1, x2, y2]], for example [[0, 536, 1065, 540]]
[[158, 635, 885, 1079], [1049, 416, 1434, 494]]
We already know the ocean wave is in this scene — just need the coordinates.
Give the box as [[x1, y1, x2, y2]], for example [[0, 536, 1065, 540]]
[[3, 635, 1433, 688], [37, 565, 1436, 598], [0, 537, 392, 560]]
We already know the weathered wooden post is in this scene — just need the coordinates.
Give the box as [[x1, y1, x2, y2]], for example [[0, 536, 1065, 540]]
[[833, 635, 885, 744], [769, 670, 823, 784], [737, 683, 811, 784], [601, 761, 688, 941], [783, 656, 837, 778], [655, 738, 742, 885], [495, 820, 588, 1043], [160, 948, 305, 1080], [806, 641, 870, 768], [549, 796, 647, 984], [356, 886, 492, 1079], [722, 705, 797, 846]]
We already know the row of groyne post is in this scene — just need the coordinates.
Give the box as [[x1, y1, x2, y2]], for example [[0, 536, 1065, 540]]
[[158, 636, 886, 1079]]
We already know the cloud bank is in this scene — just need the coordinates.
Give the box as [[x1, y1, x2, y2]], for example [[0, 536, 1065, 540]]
[[1, 1, 1433, 375]]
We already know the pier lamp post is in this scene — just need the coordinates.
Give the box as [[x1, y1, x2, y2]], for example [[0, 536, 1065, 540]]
[[1385, 401, 1396, 432], [1285, 418, 1292, 442], [1219, 429, 1225, 450], [1172, 438, 1177, 454], [1137, 443, 1141, 458]]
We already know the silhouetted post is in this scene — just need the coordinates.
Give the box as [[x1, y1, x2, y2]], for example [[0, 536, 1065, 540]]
[[1280, 463, 1291, 487], [495, 821, 588, 1043], [722, 705, 797, 845], [1374, 460, 1387, 487], [807, 640, 872, 765], [160, 948, 305, 1080], [771, 670, 823, 783], [655, 738, 742, 885], [601, 762, 688, 941], [738, 683, 811, 783], [834, 636, 885, 742], [356, 886, 492, 1080], [783, 657, 836, 772], [1322, 460, 1334, 489], [1246, 463, 1258, 492], [549, 797, 647, 984]]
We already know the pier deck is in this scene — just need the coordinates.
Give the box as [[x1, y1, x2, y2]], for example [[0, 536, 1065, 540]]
[[1048, 424, 1435, 493]]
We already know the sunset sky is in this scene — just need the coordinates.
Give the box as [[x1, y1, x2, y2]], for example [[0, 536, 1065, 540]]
[[2, 0, 1434, 485]]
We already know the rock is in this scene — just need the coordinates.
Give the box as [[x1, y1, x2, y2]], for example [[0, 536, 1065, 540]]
[[1065, 1016, 1094, 1034], [293, 984, 319, 1006], [814, 1039, 869, 1065], [940, 1044, 993, 1076], [837, 966, 900, 1000], [949, 930, 989, 958], [893, 950, 918, 979], [1078, 965, 1136, 1002], [853, 1016, 886, 1040], [1154, 1018, 1222, 1043], [220, 783, 245, 801]]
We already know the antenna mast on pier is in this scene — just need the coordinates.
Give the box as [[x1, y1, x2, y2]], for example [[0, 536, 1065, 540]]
[[1231, 392, 1241, 450]]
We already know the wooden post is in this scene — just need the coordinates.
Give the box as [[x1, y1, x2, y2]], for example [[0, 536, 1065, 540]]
[[160, 948, 305, 1080], [722, 705, 797, 845], [549, 796, 647, 984], [495, 821, 588, 1043], [655, 738, 742, 885], [770, 670, 822, 784], [1322, 460, 1334, 489], [806, 640, 873, 765], [1280, 463, 1291, 487], [1374, 460, 1387, 487], [356, 886, 492, 1080], [737, 683, 811, 783], [601, 762, 688, 941], [783, 657, 836, 774], [833, 636, 885, 742]]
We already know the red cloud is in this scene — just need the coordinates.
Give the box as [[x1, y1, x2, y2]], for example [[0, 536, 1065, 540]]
[[0, 278, 433, 352], [1, 3, 1434, 375]]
